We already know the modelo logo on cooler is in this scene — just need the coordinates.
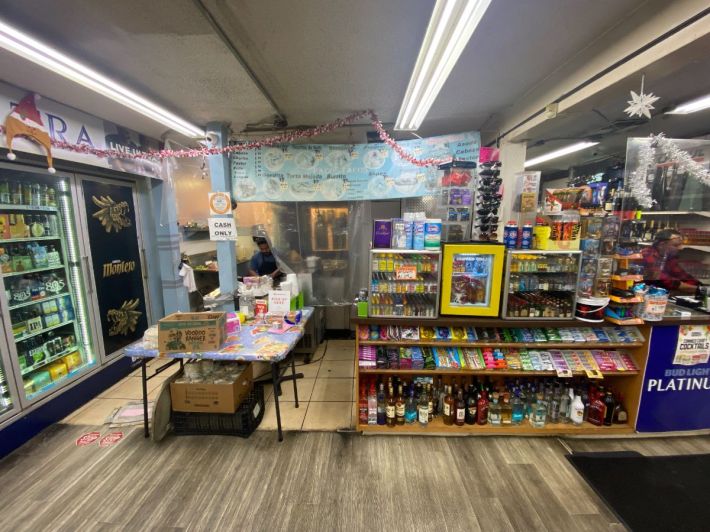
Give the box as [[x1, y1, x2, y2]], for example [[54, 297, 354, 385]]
[[103, 260, 136, 278]]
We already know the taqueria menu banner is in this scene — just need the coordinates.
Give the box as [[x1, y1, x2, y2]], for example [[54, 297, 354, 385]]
[[231, 131, 480, 202]]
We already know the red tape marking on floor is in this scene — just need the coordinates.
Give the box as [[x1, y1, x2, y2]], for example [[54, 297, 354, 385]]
[[99, 432, 124, 448], [76, 431, 101, 446]]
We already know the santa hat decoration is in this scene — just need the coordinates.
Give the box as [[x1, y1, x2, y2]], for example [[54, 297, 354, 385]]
[[4, 92, 55, 173]]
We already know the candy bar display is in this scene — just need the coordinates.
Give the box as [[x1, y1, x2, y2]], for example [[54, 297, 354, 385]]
[[502, 250, 581, 319]]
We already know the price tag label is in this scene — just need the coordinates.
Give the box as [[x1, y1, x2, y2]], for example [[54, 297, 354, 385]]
[[555, 368, 573, 378], [395, 265, 417, 280], [584, 368, 604, 379]]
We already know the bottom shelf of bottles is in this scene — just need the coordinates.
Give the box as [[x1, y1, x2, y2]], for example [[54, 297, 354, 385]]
[[358, 418, 634, 435]]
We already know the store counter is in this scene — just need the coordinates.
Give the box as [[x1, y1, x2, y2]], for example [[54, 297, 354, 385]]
[[125, 308, 313, 441], [352, 310, 710, 436]]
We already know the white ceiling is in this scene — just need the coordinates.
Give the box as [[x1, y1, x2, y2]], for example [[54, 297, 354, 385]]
[[0, 0, 681, 145]]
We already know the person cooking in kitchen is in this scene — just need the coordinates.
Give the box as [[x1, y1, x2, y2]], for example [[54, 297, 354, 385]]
[[248, 237, 282, 279], [641, 229, 700, 293]]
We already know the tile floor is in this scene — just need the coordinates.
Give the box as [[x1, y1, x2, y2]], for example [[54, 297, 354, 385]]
[[61, 339, 357, 432]]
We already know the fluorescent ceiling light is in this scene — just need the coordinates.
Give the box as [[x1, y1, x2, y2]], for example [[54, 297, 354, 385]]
[[395, 0, 491, 131], [0, 18, 204, 138], [524, 141, 599, 168], [665, 94, 710, 115]]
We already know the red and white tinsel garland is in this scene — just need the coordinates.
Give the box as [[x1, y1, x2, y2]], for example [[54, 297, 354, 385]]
[[1, 110, 450, 168]]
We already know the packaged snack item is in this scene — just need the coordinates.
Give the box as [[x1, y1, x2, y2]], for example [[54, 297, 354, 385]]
[[419, 326, 436, 340], [450, 327, 467, 341], [435, 327, 450, 341], [401, 327, 419, 341]]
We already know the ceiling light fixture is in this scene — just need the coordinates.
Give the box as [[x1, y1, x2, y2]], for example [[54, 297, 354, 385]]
[[0, 18, 205, 138], [665, 94, 710, 115], [524, 141, 599, 168], [394, 0, 491, 131]]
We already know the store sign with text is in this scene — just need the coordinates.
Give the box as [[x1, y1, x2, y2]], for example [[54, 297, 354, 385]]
[[0, 81, 164, 179], [637, 325, 710, 432], [208, 217, 237, 241], [231, 131, 480, 202], [82, 180, 148, 356]]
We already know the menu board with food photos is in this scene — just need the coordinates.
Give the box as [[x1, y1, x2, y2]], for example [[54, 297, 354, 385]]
[[231, 131, 480, 202]]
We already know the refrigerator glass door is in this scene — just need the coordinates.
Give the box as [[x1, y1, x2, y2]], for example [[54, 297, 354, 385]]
[[0, 348, 18, 420], [0, 168, 96, 404], [448, 253, 494, 307]]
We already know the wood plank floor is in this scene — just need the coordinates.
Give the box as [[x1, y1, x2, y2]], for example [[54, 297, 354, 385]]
[[1, 422, 707, 531]]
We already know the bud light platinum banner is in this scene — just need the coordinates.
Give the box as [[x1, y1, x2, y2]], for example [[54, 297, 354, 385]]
[[82, 180, 148, 355], [637, 325, 710, 432]]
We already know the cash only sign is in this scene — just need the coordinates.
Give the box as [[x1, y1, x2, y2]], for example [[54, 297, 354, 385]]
[[207, 192, 237, 241]]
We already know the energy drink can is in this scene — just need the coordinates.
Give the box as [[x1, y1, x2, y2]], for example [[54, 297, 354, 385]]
[[521, 224, 533, 249], [504, 222, 518, 249]]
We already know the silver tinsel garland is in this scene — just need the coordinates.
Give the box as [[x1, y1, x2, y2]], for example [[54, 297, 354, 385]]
[[628, 133, 710, 208]]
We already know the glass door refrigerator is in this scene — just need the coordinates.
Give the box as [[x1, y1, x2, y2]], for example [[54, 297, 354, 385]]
[[0, 335, 20, 422], [439, 242, 506, 316], [0, 167, 96, 405]]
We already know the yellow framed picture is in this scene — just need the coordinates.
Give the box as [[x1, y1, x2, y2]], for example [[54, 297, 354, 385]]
[[440, 242, 505, 316]]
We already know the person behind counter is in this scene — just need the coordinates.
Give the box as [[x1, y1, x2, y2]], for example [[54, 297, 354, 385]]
[[248, 238, 282, 279], [641, 229, 700, 293]]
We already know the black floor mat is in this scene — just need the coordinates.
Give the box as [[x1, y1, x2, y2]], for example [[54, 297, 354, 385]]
[[567, 451, 710, 532]]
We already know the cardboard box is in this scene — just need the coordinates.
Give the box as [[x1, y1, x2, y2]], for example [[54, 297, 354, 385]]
[[170, 363, 253, 414], [158, 311, 226, 353]]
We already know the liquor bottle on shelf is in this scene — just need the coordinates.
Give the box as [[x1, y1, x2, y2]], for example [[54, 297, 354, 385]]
[[511, 391, 524, 425], [614, 393, 628, 424], [386, 383, 396, 427], [603, 391, 616, 426], [426, 384, 434, 422], [405, 384, 417, 424], [500, 393, 512, 425], [417, 387, 429, 427], [438, 378, 446, 417], [558, 388, 570, 424], [587, 390, 606, 427], [532, 394, 547, 428], [443, 385, 454, 426], [359, 383, 368, 425], [477, 390, 489, 425], [376, 381, 386, 425], [570, 393, 585, 425], [465, 384, 477, 425], [454, 388, 466, 427], [488, 393, 502, 426], [395, 384, 405, 426], [367, 382, 377, 425]]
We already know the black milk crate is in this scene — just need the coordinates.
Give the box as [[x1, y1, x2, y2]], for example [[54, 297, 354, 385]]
[[171, 383, 265, 437]]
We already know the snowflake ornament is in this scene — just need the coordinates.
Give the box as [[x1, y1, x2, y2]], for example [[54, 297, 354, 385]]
[[624, 76, 659, 119]]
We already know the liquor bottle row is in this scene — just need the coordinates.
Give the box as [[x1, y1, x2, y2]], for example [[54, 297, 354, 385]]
[[17, 331, 77, 373], [358, 345, 638, 373], [371, 254, 439, 273], [509, 254, 578, 273], [12, 295, 75, 339], [370, 276, 438, 295], [506, 292, 574, 318], [0, 179, 57, 207], [0, 242, 63, 274], [358, 376, 629, 428], [508, 274, 576, 292], [6, 272, 67, 307], [368, 293, 437, 317], [357, 324, 644, 344], [0, 213, 61, 240]]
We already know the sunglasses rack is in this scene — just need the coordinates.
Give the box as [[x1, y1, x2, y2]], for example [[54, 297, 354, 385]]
[[471, 160, 502, 242]]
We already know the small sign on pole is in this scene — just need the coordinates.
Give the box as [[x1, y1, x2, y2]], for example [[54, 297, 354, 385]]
[[208, 217, 237, 241]]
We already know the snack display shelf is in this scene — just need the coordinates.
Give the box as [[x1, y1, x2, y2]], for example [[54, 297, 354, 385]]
[[9, 292, 69, 311], [2, 264, 64, 278], [358, 340, 644, 348], [358, 368, 639, 377], [25, 362, 97, 401]]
